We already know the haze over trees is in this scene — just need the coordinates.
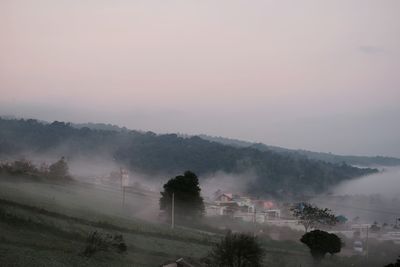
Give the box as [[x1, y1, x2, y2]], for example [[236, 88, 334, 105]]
[[199, 135, 400, 167], [160, 171, 204, 219], [0, 157, 71, 181], [0, 118, 378, 196], [291, 202, 338, 232], [48, 157, 70, 180]]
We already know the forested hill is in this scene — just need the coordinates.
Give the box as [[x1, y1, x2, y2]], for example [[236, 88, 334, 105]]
[[0, 118, 377, 196], [198, 135, 400, 167]]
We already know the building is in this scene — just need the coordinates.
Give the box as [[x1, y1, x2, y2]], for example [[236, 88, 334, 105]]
[[215, 193, 233, 203], [207, 191, 282, 224], [160, 258, 195, 267], [205, 204, 227, 216]]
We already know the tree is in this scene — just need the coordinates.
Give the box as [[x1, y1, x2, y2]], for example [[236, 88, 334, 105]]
[[384, 256, 400, 267], [159, 171, 204, 219], [370, 221, 381, 233], [48, 157, 70, 179], [291, 202, 338, 232], [300, 230, 342, 263], [206, 231, 265, 267]]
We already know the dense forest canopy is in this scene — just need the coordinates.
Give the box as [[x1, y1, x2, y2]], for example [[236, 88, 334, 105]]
[[198, 135, 400, 167], [0, 118, 377, 197]]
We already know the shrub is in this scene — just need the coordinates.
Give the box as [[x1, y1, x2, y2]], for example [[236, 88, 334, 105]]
[[82, 231, 127, 257], [205, 231, 264, 267], [384, 256, 400, 267]]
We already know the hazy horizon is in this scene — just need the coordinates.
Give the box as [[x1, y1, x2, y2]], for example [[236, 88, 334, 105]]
[[1, 0, 399, 157]]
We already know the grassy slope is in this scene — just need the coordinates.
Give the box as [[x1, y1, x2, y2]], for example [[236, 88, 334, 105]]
[[0, 179, 312, 266], [0, 199, 315, 267], [0, 198, 214, 267], [0, 178, 215, 266], [1, 179, 399, 266]]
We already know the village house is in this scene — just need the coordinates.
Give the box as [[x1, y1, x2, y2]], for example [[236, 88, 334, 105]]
[[160, 258, 195, 267], [205, 191, 282, 223]]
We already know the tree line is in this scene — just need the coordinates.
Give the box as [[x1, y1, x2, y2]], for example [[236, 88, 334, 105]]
[[0, 157, 71, 180], [0, 118, 377, 196]]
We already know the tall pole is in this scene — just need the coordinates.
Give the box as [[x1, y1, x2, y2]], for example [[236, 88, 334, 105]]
[[171, 192, 175, 229], [366, 225, 369, 260], [120, 168, 124, 207], [253, 207, 257, 236], [122, 187, 125, 206]]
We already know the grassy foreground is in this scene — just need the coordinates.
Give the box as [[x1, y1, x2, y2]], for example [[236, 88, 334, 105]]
[[1, 179, 397, 266], [0, 196, 218, 266]]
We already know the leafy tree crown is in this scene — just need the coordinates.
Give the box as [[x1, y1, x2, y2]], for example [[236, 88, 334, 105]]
[[160, 171, 204, 218]]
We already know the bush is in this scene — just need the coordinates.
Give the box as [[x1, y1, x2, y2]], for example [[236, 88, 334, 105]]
[[82, 231, 127, 257], [384, 256, 400, 267], [205, 231, 264, 267]]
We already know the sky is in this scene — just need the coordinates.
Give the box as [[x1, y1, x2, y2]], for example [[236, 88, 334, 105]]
[[0, 0, 399, 157]]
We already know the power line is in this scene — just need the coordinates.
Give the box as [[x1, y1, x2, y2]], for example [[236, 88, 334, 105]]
[[315, 200, 400, 216]]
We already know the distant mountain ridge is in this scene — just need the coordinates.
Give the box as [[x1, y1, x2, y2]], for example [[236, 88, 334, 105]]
[[0, 118, 378, 197], [71, 123, 400, 166], [197, 135, 400, 167]]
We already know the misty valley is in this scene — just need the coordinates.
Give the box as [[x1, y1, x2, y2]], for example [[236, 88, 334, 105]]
[[2, 1, 400, 265], [0, 118, 399, 267]]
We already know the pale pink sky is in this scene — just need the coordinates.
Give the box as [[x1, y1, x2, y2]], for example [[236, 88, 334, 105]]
[[1, 0, 399, 157]]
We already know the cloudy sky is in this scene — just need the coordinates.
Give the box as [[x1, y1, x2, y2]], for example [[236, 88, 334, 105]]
[[1, 0, 399, 157]]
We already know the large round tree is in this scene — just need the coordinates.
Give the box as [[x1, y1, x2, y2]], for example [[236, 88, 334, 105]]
[[300, 230, 342, 263], [160, 171, 204, 219]]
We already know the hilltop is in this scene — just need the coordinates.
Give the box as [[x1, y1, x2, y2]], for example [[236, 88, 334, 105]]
[[198, 135, 400, 167], [0, 118, 377, 197]]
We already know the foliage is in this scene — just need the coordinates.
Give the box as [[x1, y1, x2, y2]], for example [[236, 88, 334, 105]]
[[0, 158, 71, 180], [160, 171, 204, 219], [384, 256, 400, 267], [370, 221, 381, 232], [48, 157, 70, 179], [205, 231, 265, 267], [291, 202, 338, 232], [0, 118, 378, 196], [300, 230, 342, 262], [0, 159, 37, 176], [336, 215, 348, 224], [199, 135, 400, 167], [82, 231, 127, 257]]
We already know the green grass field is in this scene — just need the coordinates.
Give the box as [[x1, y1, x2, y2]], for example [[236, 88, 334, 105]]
[[0, 178, 398, 266], [0, 178, 221, 266]]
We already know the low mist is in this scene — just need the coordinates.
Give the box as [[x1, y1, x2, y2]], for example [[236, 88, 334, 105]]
[[313, 167, 400, 223], [333, 167, 400, 198], [199, 170, 257, 199]]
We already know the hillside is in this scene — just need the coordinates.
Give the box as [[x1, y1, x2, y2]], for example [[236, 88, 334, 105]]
[[1, 171, 398, 267], [0, 177, 318, 267], [0, 118, 377, 196], [198, 135, 400, 167]]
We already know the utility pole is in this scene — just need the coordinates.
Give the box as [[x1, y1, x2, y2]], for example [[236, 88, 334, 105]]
[[253, 207, 257, 236], [366, 225, 369, 260], [120, 168, 129, 207], [120, 168, 123, 206], [171, 192, 175, 229], [122, 187, 126, 206]]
